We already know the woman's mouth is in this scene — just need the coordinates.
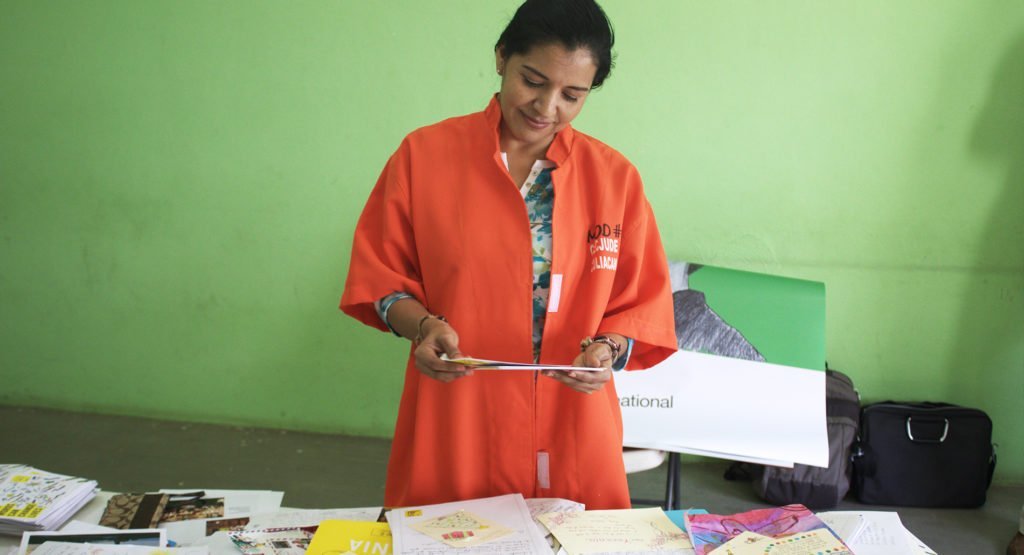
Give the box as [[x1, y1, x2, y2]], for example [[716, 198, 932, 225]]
[[522, 113, 551, 130]]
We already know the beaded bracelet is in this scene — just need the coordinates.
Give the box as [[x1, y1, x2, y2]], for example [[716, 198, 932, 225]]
[[580, 335, 622, 361]]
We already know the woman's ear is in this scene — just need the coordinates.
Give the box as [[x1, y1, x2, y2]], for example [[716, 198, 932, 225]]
[[495, 46, 506, 76]]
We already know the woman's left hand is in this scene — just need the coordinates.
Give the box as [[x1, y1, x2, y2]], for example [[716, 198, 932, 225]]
[[543, 342, 615, 394]]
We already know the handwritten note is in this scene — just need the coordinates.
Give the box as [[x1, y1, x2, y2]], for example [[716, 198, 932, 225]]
[[537, 507, 691, 553]]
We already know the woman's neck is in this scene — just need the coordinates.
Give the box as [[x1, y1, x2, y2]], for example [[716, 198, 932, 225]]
[[499, 123, 552, 165]]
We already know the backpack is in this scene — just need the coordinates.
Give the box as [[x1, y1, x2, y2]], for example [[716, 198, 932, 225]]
[[725, 368, 860, 509]]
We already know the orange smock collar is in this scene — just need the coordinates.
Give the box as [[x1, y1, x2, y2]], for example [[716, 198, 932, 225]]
[[484, 94, 575, 167]]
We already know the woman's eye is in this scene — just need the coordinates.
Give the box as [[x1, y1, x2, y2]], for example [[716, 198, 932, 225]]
[[523, 77, 543, 88], [563, 93, 579, 103]]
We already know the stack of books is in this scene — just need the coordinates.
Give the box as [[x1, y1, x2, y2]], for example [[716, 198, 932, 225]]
[[0, 464, 98, 535]]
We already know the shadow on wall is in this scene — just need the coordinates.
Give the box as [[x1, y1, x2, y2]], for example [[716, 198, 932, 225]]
[[957, 29, 1024, 476]]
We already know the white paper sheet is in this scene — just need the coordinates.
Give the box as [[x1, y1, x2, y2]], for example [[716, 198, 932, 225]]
[[386, 494, 550, 554], [57, 524, 116, 535], [53, 495, 113, 532], [523, 499, 584, 525], [818, 511, 939, 555], [816, 512, 868, 544], [440, 355, 602, 371], [157, 490, 284, 517], [523, 498, 584, 552], [157, 490, 284, 546], [839, 512, 914, 555], [184, 532, 237, 555], [243, 507, 381, 530], [616, 350, 829, 468], [19, 530, 166, 555], [903, 528, 937, 555], [624, 441, 796, 468]]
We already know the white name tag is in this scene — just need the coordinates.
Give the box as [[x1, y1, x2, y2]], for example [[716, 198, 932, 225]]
[[548, 274, 563, 313]]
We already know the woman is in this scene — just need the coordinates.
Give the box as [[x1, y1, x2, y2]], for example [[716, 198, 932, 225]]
[[341, 0, 676, 510]]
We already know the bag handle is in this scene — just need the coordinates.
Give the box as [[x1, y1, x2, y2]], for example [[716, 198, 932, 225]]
[[906, 416, 948, 443]]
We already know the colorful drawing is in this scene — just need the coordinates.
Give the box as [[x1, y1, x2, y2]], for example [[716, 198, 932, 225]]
[[160, 496, 225, 523], [228, 527, 316, 555], [409, 510, 511, 548], [687, 504, 842, 555]]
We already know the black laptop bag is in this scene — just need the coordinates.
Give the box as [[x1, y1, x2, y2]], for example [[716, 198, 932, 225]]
[[852, 401, 996, 507]]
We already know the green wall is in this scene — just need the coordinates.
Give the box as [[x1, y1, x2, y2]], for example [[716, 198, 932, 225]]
[[2, 1, 1021, 483]]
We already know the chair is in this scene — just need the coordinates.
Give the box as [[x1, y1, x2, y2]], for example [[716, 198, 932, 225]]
[[624, 448, 681, 510]]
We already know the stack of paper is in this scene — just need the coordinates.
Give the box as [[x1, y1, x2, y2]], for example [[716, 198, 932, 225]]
[[0, 465, 98, 535], [817, 511, 937, 555]]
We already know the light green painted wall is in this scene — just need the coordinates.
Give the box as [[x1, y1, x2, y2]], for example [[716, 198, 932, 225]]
[[2, 1, 1021, 483]]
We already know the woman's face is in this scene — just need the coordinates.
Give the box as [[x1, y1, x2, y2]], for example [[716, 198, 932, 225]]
[[495, 42, 598, 153]]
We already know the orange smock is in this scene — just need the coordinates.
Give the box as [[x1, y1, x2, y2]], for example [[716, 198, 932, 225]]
[[340, 96, 677, 509]]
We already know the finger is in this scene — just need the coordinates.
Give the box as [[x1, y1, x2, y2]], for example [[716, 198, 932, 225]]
[[436, 335, 461, 359], [440, 357, 471, 374], [568, 370, 607, 385], [543, 369, 571, 384], [575, 348, 610, 370], [557, 356, 593, 382], [543, 370, 600, 393], [581, 368, 612, 387], [556, 366, 611, 391], [414, 347, 471, 379], [583, 349, 613, 369], [439, 366, 474, 377], [423, 367, 471, 382], [427, 358, 473, 376]]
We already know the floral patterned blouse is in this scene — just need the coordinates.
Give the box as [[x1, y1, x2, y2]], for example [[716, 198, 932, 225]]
[[376, 157, 631, 367], [520, 161, 557, 362]]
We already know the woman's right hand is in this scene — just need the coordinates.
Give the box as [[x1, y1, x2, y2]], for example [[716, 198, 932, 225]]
[[413, 317, 473, 382]]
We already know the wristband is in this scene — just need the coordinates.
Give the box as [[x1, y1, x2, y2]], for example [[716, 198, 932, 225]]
[[414, 314, 447, 344], [580, 335, 621, 361]]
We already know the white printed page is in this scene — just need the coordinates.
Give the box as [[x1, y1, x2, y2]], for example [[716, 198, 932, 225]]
[[616, 350, 828, 468]]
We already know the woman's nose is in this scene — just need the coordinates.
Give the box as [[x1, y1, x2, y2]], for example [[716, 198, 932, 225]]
[[534, 91, 557, 118]]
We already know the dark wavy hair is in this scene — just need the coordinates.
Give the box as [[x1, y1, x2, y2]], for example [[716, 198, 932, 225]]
[[495, 0, 615, 89]]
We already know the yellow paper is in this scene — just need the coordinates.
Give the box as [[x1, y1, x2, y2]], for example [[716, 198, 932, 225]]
[[716, 532, 773, 554], [306, 520, 392, 555], [716, 528, 853, 555], [538, 507, 691, 554]]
